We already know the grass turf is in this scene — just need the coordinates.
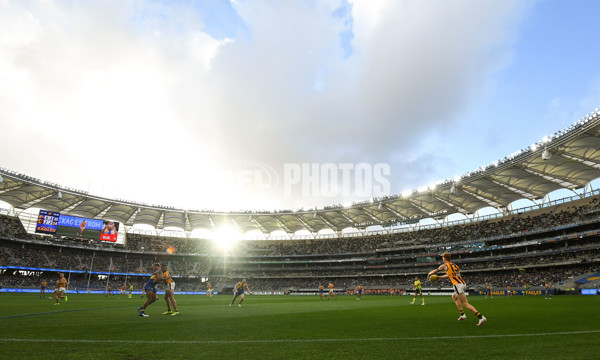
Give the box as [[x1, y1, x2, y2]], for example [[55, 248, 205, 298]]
[[0, 293, 599, 359]]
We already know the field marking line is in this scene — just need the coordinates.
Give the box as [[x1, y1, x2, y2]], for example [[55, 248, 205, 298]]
[[0, 305, 133, 320], [1, 330, 599, 344]]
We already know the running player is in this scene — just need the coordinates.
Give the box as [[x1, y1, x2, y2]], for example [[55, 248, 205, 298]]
[[53, 273, 68, 305], [411, 276, 425, 305], [77, 220, 87, 236], [128, 284, 133, 299], [428, 253, 486, 326], [138, 263, 162, 317], [328, 282, 336, 300], [206, 282, 213, 300], [40, 280, 48, 299], [229, 279, 252, 307], [105, 284, 112, 297], [506, 285, 512, 297], [118, 284, 126, 298], [319, 283, 325, 301], [356, 285, 364, 300], [545, 283, 552, 299], [485, 284, 491, 298], [161, 264, 179, 315]]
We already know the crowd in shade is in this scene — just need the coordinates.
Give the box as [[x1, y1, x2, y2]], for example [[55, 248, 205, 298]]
[[0, 196, 599, 292], [238, 197, 600, 256]]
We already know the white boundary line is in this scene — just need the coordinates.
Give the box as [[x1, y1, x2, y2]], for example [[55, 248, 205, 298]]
[[1, 330, 599, 344]]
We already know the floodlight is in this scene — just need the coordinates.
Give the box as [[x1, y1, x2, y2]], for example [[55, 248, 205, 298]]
[[378, 203, 383, 210], [313, 212, 317, 219], [0, 174, 3, 183], [57, 191, 62, 199], [137, 207, 141, 214], [542, 147, 551, 161], [450, 185, 456, 194]]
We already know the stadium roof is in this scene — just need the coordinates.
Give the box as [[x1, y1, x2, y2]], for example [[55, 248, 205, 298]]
[[1, 109, 600, 234]]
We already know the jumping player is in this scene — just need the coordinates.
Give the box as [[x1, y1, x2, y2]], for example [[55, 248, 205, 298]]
[[138, 263, 162, 317], [161, 264, 179, 315], [428, 253, 486, 326], [230, 279, 252, 307], [411, 276, 425, 305]]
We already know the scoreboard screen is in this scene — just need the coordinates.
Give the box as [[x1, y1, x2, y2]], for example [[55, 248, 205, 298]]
[[35, 210, 119, 242], [35, 210, 60, 235]]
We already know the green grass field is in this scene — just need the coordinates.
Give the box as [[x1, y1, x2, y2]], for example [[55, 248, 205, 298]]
[[0, 293, 599, 359]]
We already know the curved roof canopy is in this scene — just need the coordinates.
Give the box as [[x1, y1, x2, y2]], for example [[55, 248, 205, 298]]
[[1, 109, 600, 234]]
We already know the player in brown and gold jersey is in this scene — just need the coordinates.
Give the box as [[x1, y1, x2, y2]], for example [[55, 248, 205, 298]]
[[53, 273, 68, 305], [428, 253, 486, 326]]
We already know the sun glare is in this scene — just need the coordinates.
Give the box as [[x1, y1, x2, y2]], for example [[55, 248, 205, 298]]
[[211, 227, 242, 250]]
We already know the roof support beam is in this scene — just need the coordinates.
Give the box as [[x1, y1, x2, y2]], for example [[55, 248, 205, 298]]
[[560, 153, 600, 169], [460, 187, 503, 208], [432, 194, 468, 214], [488, 178, 538, 200], [380, 203, 408, 220], [358, 207, 384, 223], [316, 214, 338, 232], [295, 215, 315, 233], [407, 199, 433, 217], [521, 167, 578, 189]]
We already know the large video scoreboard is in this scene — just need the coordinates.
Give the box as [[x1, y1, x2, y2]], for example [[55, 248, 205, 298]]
[[35, 210, 119, 242]]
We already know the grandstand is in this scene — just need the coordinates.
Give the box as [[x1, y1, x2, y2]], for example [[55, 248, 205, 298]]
[[1, 108, 600, 295]]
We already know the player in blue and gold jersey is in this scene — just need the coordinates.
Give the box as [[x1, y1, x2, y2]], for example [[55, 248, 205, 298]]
[[40, 280, 48, 299], [229, 279, 252, 307], [319, 283, 325, 300], [138, 263, 162, 317], [161, 264, 179, 316], [545, 283, 552, 299], [428, 253, 486, 326], [355, 285, 364, 300]]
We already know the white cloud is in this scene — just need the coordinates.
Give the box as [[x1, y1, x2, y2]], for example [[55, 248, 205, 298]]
[[0, 0, 533, 210]]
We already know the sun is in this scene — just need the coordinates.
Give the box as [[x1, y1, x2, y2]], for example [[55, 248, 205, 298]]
[[211, 227, 242, 251]]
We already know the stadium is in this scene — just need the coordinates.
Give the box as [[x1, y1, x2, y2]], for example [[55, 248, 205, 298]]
[[2, 2, 600, 360], [1, 110, 600, 358]]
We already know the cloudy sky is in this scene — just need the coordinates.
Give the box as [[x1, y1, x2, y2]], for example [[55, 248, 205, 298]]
[[1, 0, 600, 212]]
